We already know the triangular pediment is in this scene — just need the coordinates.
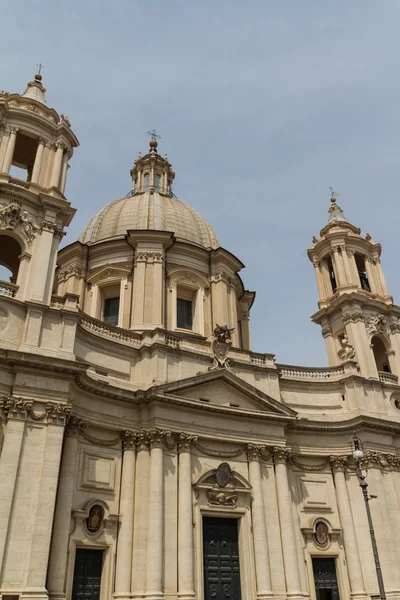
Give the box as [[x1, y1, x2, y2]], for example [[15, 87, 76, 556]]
[[152, 369, 296, 418]]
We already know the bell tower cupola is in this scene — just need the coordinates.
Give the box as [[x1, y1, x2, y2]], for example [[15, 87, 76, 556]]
[[308, 191, 400, 382], [0, 71, 79, 305]]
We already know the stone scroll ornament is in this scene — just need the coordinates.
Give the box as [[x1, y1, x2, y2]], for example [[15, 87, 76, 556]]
[[209, 324, 235, 372]]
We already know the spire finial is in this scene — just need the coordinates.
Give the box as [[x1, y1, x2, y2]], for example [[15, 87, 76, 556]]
[[329, 186, 339, 204], [147, 129, 161, 153], [35, 63, 44, 82]]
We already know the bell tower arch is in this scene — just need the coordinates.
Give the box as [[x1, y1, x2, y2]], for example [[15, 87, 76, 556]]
[[0, 72, 79, 304], [308, 192, 400, 381]]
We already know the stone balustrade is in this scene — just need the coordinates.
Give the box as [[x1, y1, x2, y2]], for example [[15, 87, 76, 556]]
[[0, 281, 18, 298], [378, 371, 399, 385], [278, 364, 345, 381], [80, 315, 141, 347]]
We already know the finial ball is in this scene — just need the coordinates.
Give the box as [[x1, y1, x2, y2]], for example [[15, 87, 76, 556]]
[[35, 73, 42, 82], [149, 139, 158, 149]]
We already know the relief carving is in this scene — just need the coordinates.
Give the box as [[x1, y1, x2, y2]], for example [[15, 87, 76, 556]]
[[209, 324, 235, 372], [206, 488, 238, 507], [0, 203, 40, 242], [366, 315, 389, 337]]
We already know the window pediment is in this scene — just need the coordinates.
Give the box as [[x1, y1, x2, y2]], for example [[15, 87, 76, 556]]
[[87, 265, 130, 285]]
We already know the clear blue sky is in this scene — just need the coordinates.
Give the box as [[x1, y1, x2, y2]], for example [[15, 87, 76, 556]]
[[2, 1, 400, 366]]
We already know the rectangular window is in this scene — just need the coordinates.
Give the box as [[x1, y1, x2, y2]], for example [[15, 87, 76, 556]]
[[177, 297, 193, 330], [104, 296, 120, 325]]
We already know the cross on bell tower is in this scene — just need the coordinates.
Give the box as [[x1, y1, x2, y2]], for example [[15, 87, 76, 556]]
[[308, 191, 400, 382]]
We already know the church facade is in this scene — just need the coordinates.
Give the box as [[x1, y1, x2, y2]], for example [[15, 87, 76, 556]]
[[0, 74, 400, 600]]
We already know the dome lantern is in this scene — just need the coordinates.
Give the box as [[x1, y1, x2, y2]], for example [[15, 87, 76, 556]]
[[130, 132, 175, 196]]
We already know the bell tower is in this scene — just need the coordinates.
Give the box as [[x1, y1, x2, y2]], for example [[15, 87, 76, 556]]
[[308, 192, 400, 381], [0, 71, 79, 304]]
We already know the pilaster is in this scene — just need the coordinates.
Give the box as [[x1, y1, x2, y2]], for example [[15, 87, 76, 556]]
[[247, 444, 273, 600], [273, 447, 302, 600]]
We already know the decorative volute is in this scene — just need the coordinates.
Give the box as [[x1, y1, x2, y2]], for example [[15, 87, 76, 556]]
[[309, 191, 400, 381], [130, 135, 175, 196]]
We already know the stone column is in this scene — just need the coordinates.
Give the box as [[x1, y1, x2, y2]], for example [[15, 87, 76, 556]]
[[341, 248, 353, 285], [25, 420, 69, 598], [132, 251, 146, 326], [375, 258, 389, 297], [50, 141, 66, 189], [320, 259, 333, 297], [59, 151, 70, 194], [247, 445, 273, 600], [273, 447, 302, 600], [177, 434, 197, 600], [47, 418, 82, 600], [332, 247, 346, 287], [31, 138, 46, 184], [115, 432, 137, 600], [152, 251, 164, 328], [364, 258, 378, 294], [321, 326, 339, 366], [240, 310, 251, 351], [330, 456, 367, 600], [131, 432, 150, 599], [313, 260, 326, 301], [145, 428, 168, 600], [2, 127, 18, 174], [0, 399, 28, 573]]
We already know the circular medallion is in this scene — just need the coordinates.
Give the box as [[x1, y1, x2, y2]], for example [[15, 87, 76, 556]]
[[216, 462, 232, 488], [86, 504, 104, 534], [315, 521, 329, 547]]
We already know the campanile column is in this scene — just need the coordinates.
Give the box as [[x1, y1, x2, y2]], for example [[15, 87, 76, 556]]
[[273, 447, 302, 600], [332, 246, 346, 287], [31, 137, 46, 184], [177, 434, 197, 600], [50, 141, 65, 189], [145, 428, 168, 600], [330, 456, 367, 600], [2, 127, 18, 174], [247, 445, 273, 600], [115, 432, 137, 600]]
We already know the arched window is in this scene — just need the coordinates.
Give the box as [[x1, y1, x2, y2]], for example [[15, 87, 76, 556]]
[[327, 256, 337, 294], [143, 173, 150, 192], [371, 335, 391, 372], [0, 235, 22, 284], [355, 254, 371, 292], [154, 174, 161, 193]]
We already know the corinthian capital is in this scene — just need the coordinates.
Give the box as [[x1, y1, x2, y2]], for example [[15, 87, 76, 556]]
[[247, 443, 266, 461], [178, 432, 198, 453], [329, 455, 347, 472], [0, 396, 32, 420], [273, 446, 291, 464], [65, 415, 86, 437], [122, 430, 137, 450]]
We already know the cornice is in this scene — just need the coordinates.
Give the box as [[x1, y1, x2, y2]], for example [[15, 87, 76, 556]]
[[0, 348, 88, 376], [288, 414, 400, 434]]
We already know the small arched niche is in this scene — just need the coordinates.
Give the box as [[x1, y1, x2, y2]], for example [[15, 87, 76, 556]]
[[0, 234, 22, 284], [371, 335, 391, 373]]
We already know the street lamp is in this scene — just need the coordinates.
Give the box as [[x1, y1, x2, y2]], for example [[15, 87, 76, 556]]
[[351, 433, 386, 600]]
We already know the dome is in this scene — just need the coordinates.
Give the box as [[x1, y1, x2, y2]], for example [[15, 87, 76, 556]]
[[79, 192, 220, 249]]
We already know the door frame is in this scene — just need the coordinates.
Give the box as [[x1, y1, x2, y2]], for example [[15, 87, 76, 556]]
[[194, 505, 256, 600], [306, 554, 347, 600]]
